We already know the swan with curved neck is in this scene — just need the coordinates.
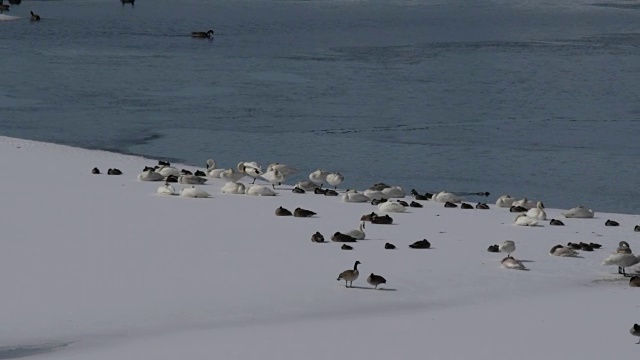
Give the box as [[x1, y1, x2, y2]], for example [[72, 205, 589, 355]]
[[526, 201, 546, 220], [344, 222, 366, 240], [237, 162, 262, 184]]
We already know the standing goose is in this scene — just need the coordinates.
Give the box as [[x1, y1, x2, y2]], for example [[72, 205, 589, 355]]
[[337, 261, 361, 288], [344, 222, 366, 240], [367, 273, 387, 289], [514, 213, 539, 226], [561, 205, 594, 218], [499, 241, 516, 257], [326, 172, 344, 190], [630, 324, 640, 344], [526, 201, 546, 220], [191, 30, 214, 38], [549, 245, 579, 257]]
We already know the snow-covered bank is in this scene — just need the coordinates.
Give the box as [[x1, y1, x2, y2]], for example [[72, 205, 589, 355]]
[[0, 136, 638, 359]]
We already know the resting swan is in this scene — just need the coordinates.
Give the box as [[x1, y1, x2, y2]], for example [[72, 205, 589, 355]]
[[342, 190, 370, 203], [344, 221, 366, 240], [378, 201, 406, 213], [326, 172, 344, 190], [245, 184, 277, 196], [549, 245, 579, 257], [137, 169, 164, 181], [157, 183, 175, 196], [561, 205, 594, 218], [156, 165, 181, 178], [179, 186, 211, 198], [512, 198, 537, 210], [363, 189, 389, 201], [295, 180, 319, 192], [309, 169, 330, 187], [205, 159, 226, 178], [495, 195, 515, 208], [431, 191, 464, 203], [221, 181, 246, 194], [526, 201, 546, 220], [381, 186, 405, 198], [514, 213, 539, 226]]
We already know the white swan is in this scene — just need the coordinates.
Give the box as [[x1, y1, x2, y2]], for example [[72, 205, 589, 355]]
[[245, 184, 277, 196], [431, 191, 464, 203], [205, 159, 226, 178], [237, 162, 262, 184], [512, 198, 537, 209], [261, 169, 285, 189], [501, 256, 526, 270], [363, 189, 389, 201], [295, 180, 319, 192], [267, 163, 298, 176], [179, 186, 211, 198], [561, 205, 595, 218], [499, 240, 516, 256], [526, 201, 546, 220], [378, 201, 406, 213], [309, 169, 330, 186], [514, 213, 539, 226], [157, 183, 175, 196], [137, 169, 164, 181], [381, 186, 405, 198], [495, 195, 515, 208], [344, 222, 366, 240], [156, 165, 181, 178], [220, 168, 245, 182], [221, 181, 246, 194], [602, 252, 640, 276], [549, 245, 579, 257], [342, 190, 370, 203], [326, 172, 344, 190], [178, 175, 207, 185]]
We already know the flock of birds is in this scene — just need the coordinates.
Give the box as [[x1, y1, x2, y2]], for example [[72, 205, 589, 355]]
[[0, 0, 40, 20], [92, 157, 640, 343]]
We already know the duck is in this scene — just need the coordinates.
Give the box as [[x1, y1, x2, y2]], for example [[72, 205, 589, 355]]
[[629, 276, 640, 287], [567, 242, 582, 250], [179, 186, 211, 198], [266, 163, 298, 177], [371, 214, 393, 225], [549, 219, 564, 226], [165, 174, 178, 182], [157, 182, 175, 196], [495, 195, 515, 208], [411, 189, 430, 201], [194, 170, 206, 177], [360, 212, 378, 222], [605, 219, 619, 227], [314, 188, 327, 195], [261, 169, 285, 189], [561, 205, 595, 219], [344, 222, 366, 240], [381, 186, 405, 198], [431, 191, 464, 203], [238, 162, 263, 184], [294, 207, 316, 218], [378, 201, 406, 213], [309, 169, 329, 187], [410, 201, 423, 208], [631, 324, 640, 344], [579, 242, 593, 251], [602, 249, 640, 276], [221, 181, 246, 194], [292, 186, 306, 194], [220, 168, 245, 182], [590, 242, 602, 249], [325, 172, 344, 190], [178, 175, 207, 185], [444, 201, 458, 208], [275, 206, 292, 216], [30, 11, 40, 21], [384, 242, 396, 249], [331, 232, 357, 243], [549, 244, 579, 257], [514, 213, 539, 226], [635, 225, 640, 232], [526, 201, 546, 220], [91, 167, 100, 174], [476, 203, 490, 209], [107, 168, 122, 175], [337, 261, 361, 287], [295, 180, 320, 192], [191, 30, 214, 39], [311, 231, 325, 243], [487, 245, 500, 253], [180, 169, 193, 175], [499, 240, 516, 256], [409, 239, 431, 249], [501, 256, 526, 270], [460, 203, 474, 209], [205, 159, 226, 178], [367, 273, 387, 289], [509, 205, 528, 213], [396, 200, 409, 207], [341, 244, 353, 250], [341, 190, 370, 203], [137, 169, 164, 181], [244, 184, 276, 196]]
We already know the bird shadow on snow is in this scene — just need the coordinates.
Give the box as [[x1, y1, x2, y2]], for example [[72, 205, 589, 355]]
[[339, 285, 398, 291]]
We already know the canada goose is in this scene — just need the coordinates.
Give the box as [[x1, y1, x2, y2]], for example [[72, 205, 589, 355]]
[[630, 324, 640, 343], [501, 256, 526, 270], [371, 214, 393, 225], [309, 169, 329, 187], [178, 175, 207, 185], [635, 225, 640, 232], [460, 203, 473, 209], [294, 207, 316, 218], [91, 167, 100, 174], [509, 205, 528, 213], [180, 169, 193, 175], [549, 219, 564, 226], [30, 11, 40, 21], [107, 168, 122, 175], [514, 213, 538, 226], [487, 245, 499, 253], [137, 169, 164, 181], [567, 242, 581, 250], [444, 201, 458, 208], [331, 232, 357, 243], [495, 195, 515, 208], [311, 231, 324, 243], [476, 203, 490, 209], [360, 212, 378, 222], [605, 219, 619, 226], [292, 186, 305, 194], [326, 172, 344, 190], [629, 276, 640, 287], [165, 174, 178, 183], [561, 205, 595, 218], [324, 189, 339, 196], [344, 222, 366, 240], [341, 244, 353, 250], [526, 201, 546, 220], [179, 186, 211, 198], [191, 30, 214, 38], [409, 239, 431, 249], [367, 273, 387, 289], [337, 261, 361, 287], [579, 242, 593, 251], [157, 182, 175, 196], [384, 242, 396, 249], [275, 206, 292, 216], [499, 241, 516, 256], [590, 242, 602, 249], [549, 245, 579, 257], [194, 170, 206, 177], [410, 201, 423, 208]]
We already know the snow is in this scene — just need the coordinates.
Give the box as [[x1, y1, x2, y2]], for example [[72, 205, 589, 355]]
[[0, 135, 639, 359]]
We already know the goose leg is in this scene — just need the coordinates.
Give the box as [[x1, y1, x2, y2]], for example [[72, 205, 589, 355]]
[[272, 184, 276, 189], [251, 178, 256, 184]]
